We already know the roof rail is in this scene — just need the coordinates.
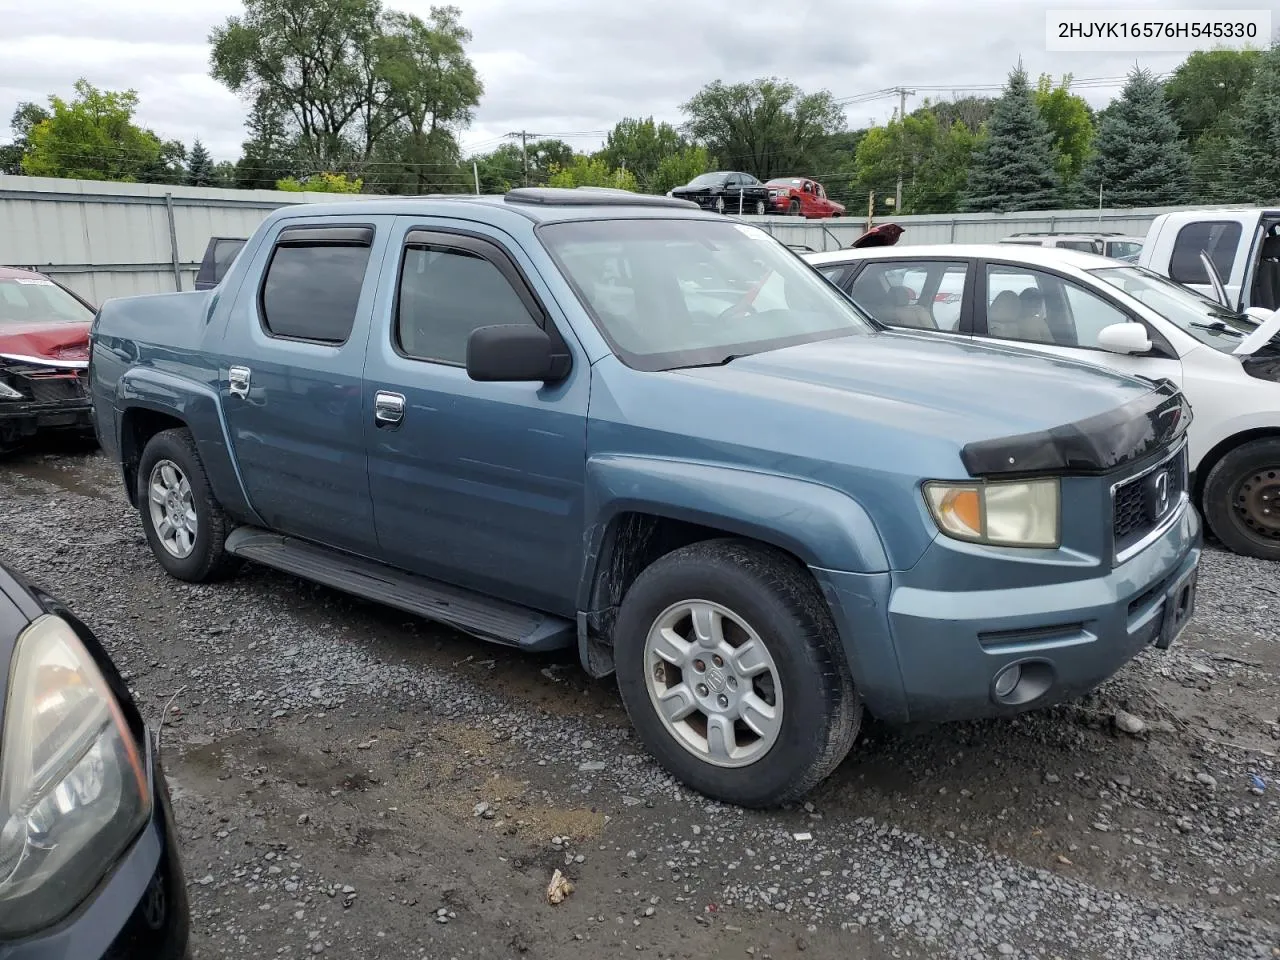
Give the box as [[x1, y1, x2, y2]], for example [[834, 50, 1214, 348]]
[[504, 186, 698, 209]]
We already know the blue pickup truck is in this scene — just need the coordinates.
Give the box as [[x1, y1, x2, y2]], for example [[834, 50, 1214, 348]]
[[88, 188, 1202, 807]]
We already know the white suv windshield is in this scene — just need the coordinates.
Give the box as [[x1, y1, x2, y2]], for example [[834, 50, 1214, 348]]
[[539, 218, 874, 370], [1090, 265, 1260, 353]]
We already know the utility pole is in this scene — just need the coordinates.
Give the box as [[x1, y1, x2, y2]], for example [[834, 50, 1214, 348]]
[[893, 86, 914, 212]]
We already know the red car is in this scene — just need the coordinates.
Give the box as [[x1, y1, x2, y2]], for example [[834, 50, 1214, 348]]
[[766, 177, 845, 218], [0, 266, 95, 451]]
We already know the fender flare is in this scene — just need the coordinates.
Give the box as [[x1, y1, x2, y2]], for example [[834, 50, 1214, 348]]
[[116, 367, 262, 523], [578, 454, 889, 611]]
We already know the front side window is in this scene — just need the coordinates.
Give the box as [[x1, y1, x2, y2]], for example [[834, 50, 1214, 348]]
[[539, 218, 873, 370], [1170, 220, 1242, 285], [260, 228, 373, 343], [0, 277, 93, 325], [982, 264, 1138, 348], [396, 245, 538, 365], [848, 260, 967, 331], [1091, 264, 1265, 354]]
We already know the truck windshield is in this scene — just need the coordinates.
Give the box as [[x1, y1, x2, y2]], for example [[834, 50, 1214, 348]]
[[1089, 265, 1262, 353], [0, 277, 94, 325], [538, 218, 874, 370]]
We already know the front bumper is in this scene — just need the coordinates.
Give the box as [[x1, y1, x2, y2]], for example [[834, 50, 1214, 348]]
[[0, 731, 190, 960], [814, 501, 1202, 724], [0, 399, 93, 435]]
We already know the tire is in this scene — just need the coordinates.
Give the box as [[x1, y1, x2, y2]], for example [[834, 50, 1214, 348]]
[[788, 199, 801, 216], [1202, 438, 1280, 561], [136, 428, 240, 582], [754, 199, 766, 215], [714, 196, 726, 214], [613, 539, 861, 807]]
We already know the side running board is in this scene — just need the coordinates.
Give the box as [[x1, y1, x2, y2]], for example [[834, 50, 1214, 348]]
[[224, 527, 575, 652]]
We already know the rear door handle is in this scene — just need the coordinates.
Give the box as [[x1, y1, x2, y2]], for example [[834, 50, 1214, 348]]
[[374, 391, 405, 427], [228, 365, 251, 398]]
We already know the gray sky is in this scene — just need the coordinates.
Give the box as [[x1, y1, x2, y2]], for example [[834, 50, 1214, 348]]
[[0, 0, 1260, 163]]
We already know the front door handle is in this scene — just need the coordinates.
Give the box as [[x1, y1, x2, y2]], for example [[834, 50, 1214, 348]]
[[374, 391, 405, 427], [228, 365, 251, 398]]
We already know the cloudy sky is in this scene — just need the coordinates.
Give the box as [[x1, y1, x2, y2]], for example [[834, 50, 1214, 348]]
[[0, 0, 1258, 163]]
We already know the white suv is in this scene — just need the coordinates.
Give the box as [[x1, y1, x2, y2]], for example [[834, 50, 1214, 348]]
[[999, 233, 1145, 260], [807, 242, 1280, 560]]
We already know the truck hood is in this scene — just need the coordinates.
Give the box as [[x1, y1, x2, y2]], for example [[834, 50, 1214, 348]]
[[672, 331, 1186, 476], [0, 320, 91, 363]]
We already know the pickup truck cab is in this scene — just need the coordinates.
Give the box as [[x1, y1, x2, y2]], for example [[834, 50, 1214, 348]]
[[1138, 208, 1280, 318], [88, 188, 1201, 807]]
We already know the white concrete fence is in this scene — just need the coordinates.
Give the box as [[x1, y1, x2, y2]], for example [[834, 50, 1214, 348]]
[[0, 173, 1222, 304]]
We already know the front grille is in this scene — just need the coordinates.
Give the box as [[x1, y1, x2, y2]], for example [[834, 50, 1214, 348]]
[[1112, 442, 1188, 560], [18, 372, 87, 403]]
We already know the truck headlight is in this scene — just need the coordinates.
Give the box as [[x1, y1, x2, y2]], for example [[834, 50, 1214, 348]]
[[923, 478, 1060, 548], [0, 615, 150, 937]]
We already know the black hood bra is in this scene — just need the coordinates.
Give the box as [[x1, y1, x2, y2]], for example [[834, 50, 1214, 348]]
[[960, 379, 1191, 478]]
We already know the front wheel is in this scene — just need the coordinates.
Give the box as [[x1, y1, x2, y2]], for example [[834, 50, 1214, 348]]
[[754, 199, 766, 215], [1202, 438, 1280, 560], [714, 196, 726, 214], [788, 199, 801, 216], [613, 539, 861, 807]]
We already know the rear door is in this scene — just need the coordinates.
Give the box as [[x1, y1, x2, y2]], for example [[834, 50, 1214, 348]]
[[219, 217, 392, 555]]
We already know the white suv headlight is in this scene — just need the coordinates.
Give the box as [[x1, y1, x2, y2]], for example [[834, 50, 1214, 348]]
[[0, 614, 150, 937], [923, 478, 1061, 548]]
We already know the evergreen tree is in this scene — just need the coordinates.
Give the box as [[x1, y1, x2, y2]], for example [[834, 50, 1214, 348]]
[[186, 138, 214, 186], [1217, 43, 1280, 204], [1075, 67, 1190, 208], [960, 64, 1060, 212]]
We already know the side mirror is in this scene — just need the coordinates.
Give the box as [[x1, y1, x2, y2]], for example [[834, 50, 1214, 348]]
[[1096, 322, 1152, 355], [466, 324, 570, 383]]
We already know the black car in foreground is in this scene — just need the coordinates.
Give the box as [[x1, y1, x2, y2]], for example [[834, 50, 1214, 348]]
[[668, 171, 772, 215], [0, 562, 188, 959]]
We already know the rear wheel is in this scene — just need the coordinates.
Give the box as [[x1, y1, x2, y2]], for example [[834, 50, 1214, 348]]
[[1202, 438, 1280, 560], [613, 539, 861, 807], [137, 428, 240, 582]]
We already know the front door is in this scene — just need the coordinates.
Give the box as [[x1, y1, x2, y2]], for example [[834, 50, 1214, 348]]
[[219, 219, 390, 555], [973, 260, 1184, 385], [362, 219, 589, 616]]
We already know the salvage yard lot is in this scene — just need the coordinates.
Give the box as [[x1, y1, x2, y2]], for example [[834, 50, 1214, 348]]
[[2, 441, 1278, 960]]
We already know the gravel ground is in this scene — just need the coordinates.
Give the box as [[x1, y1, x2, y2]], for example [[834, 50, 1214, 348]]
[[1, 439, 1278, 960]]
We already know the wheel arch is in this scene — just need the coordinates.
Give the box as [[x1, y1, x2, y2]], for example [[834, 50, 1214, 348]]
[[1193, 426, 1280, 505]]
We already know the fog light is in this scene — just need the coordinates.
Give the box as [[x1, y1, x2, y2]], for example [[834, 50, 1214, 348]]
[[993, 663, 1021, 699]]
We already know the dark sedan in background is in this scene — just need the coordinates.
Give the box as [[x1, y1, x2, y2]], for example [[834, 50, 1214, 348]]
[[0, 267, 95, 452], [0, 561, 189, 959], [668, 171, 772, 215]]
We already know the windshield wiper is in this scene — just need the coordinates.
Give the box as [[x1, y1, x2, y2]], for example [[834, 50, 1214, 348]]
[[1191, 319, 1242, 335], [678, 353, 750, 370]]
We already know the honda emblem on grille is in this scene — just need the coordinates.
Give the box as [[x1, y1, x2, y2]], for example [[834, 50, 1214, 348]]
[[1154, 470, 1169, 514], [1146, 465, 1175, 520]]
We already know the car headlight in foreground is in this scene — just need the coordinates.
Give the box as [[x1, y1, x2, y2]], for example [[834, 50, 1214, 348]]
[[923, 478, 1061, 548], [0, 614, 150, 938]]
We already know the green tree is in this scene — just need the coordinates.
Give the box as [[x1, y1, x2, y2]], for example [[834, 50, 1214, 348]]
[[598, 117, 684, 190], [681, 78, 847, 180], [472, 138, 573, 191], [546, 155, 639, 191], [20, 79, 165, 181], [276, 171, 364, 192], [0, 102, 51, 175], [928, 96, 995, 132], [1034, 74, 1094, 186], [1217, 43, 1280, 203], [210, 160, 240, 188], [651, 145, 714, 194], [855, 112, 977, 214], [235, 102, 300, 189], [186, 138, 215, 186], [1164, 47, 1262, 144], [137, 138, 188, 185], [373, 6, 482, 193], [1076, 67, 1191, 208], [961, 64, 1060, 212]]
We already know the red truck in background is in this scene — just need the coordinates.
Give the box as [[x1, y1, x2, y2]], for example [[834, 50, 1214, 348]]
[[766, 177, 845, 219]]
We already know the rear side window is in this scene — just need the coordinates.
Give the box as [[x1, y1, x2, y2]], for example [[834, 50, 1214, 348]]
[[1056, 239, 1100, 253], [1170, 220, 1242, 285], [396, 241, 539, 365], [260, 225, 374, 343]]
